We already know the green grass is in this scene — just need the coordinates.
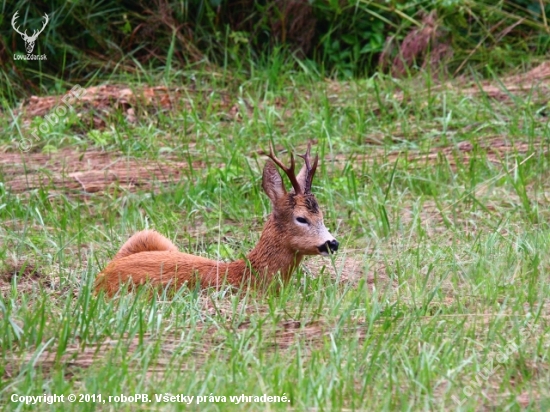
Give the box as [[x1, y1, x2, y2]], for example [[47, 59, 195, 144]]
[[1, 62, 550, 411]]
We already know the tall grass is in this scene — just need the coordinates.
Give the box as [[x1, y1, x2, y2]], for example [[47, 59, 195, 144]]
[[1, 57, 550, 410]]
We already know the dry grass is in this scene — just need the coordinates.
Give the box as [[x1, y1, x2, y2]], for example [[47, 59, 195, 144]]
[[0, 148, 208, 194]]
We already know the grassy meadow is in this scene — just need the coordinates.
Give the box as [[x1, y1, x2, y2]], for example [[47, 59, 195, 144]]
[[1, 61, 550, 410]]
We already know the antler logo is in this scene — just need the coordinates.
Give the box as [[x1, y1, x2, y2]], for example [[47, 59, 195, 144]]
[[12, 11, 49, 54]]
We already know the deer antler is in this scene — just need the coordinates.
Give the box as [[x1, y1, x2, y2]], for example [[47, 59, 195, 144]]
[[266, 143, 303, 195], [30, 13, 49, 41], [298, 142, 318, 194], [11, 11, 28, 38], [11, 11, 49, 41]]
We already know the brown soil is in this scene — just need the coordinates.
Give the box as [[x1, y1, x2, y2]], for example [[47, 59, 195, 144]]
[[17, 85, 190, 128], [0, 261, 40, 283], [3, 320, 332, 378], [385, 137, 542, 169], [14, 84, 248, 129], [395, 61, 550, 106], [0, 148, 206, 194], [330, 136, 543, 173], [0, 260, 47, 297], [456, 61, 550, 101]]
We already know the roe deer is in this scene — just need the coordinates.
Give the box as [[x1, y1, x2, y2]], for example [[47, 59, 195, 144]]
[[95, 143, 338, 295]]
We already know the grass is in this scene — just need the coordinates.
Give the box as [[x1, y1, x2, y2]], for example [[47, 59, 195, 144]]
[[1, 61, 550, 411]]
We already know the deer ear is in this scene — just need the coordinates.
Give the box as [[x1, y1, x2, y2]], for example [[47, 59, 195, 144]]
[[262, 161, 287, 203], [295, 164, 308, 193]]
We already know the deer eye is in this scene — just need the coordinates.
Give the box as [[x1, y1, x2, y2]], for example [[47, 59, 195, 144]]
[[296, 217, 309, 225]]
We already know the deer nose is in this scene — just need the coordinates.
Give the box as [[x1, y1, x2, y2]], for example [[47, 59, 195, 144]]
[[327, 239, 339, 253]]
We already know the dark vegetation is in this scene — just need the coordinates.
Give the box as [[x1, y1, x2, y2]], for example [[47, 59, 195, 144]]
[[1, 0, 549, 100]]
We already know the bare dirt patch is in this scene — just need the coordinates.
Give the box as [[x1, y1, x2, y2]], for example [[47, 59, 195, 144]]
[[3, 320, 332, 378], [3, 334, 178, 379], [326, 62, 550, 109], [13, 84, 260, 128], [17, 85, 192, 128], [331, 136, 543, 173], [386, 137, 541, 169], [20, 85, 185, 116], [392, 61, 550, 103], [0, 261, 40, 283], [0, 260, 45, 296], [0, 148, 206, 194], [457, 61, 550, 101]]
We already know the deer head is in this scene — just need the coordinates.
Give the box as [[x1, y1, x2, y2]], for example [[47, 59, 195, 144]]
[[12, 11, 49, 54], [262, 143, 339, 256]]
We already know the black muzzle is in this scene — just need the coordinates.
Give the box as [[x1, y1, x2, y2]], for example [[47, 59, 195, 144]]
[[318, 239, 339, 254]]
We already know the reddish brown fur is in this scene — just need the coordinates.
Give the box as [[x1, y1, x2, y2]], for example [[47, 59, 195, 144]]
[[95, 145, 336, 296]]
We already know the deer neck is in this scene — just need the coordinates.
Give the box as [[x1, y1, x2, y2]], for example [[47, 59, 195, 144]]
[[202, 216, 302, 287], [240, 215, 302, 284]]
